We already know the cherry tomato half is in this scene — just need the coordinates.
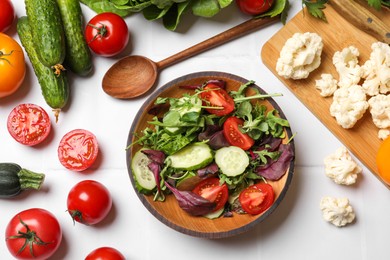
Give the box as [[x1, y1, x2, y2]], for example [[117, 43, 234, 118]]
[[236, 0, 274, 16], [200, 83, 235, 116], [67, 180, 112, 225], [0, 33, 26, 98], [85, 12, 129, 57], [0, 0, 15, 33], [239, 182, 274, 215], [5, 208, 62, 260], [58, 129, 99, 171], [85, 247, 125, 260], [223, 116, 254, 150], [7, 103, 51, 146], [192, 177, 229, 212]]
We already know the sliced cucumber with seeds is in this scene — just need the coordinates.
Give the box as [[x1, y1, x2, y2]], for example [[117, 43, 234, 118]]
[[203, 207, 224, 219], [168, 142, 213, 171], [215, 146, 249, 177], [131, 149, 156, 192]]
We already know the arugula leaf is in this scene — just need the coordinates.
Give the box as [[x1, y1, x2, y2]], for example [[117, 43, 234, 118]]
[[302, 0, 328, 22]]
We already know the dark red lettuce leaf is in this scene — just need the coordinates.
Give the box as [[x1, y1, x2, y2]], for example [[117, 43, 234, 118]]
[[141, 149, 166, 165], [255, 143, 294, 180], [198, 125, 230, 150], [165, 181, 216, 216], [197, 162, 219, 178]]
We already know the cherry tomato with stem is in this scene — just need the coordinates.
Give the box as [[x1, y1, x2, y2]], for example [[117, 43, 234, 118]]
[[223, 116, 254, 150], [236, 0, 274, 16], [67, 180, 112, 225], [5, 208, 62, 260], [0, 0, 15, 33], [7, 103, 51, 146], [239, 182, 274, 215], [85, 12, 129, 57], [58, 129, 99, 171], [0, 33, 26, 98], [85, 247, 125, 260], [200, 83, 235, 117], [192, 177, 229, 212]]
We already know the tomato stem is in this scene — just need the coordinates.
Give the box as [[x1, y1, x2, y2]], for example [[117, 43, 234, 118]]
[[68, 209, 88, 226], [6, 216, 51, 257], [87, 22, 108, 44]]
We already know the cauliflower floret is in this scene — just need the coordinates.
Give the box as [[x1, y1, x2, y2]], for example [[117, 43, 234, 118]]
[[320, 197, 355, 227], [324, 146, 362, 185], [315, 73, 338, 97], [330, 84, 369, 129], [332, 46, 363, 88], [362, 42, 390, 96], [378, 129, 390, 140], [368, 94, 390, 129], [276, 32, 323, 80]]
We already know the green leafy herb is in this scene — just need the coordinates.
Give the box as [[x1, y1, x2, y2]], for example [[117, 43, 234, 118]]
[[302, 0, 328, 22], [257, 0, 290, 24]]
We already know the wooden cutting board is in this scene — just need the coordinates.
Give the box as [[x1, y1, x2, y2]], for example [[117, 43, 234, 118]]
[[261, 3, 390, 188]]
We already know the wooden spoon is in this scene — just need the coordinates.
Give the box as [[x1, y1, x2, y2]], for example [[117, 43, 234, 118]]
[[102, 16, 280, 99]]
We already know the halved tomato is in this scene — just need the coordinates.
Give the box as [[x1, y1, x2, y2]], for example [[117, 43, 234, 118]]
[[7, 103, 51, 146], [192, 177, 229, 212], [58, 129, 99, 171], [200, 83, 235, 116], [239, 182, 274, 215], [223, 116, 254, 150]]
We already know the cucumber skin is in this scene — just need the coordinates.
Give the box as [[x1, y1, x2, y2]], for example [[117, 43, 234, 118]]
[[17, 17, 69, 111], [57, 0, 93, 76], [25, 0, 65, 67]]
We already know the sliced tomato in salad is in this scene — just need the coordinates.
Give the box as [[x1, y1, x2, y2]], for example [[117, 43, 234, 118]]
[[58, 129, 99, 171], [7, 103, 51, 146], [223, 116, 254, 150], [200, 83, 235, 116], [239, 182, 274, 215], [192, 177, 229, 212]]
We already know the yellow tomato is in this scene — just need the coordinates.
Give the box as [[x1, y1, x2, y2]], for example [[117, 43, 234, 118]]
[[0, 33, 26, 98], [377, 136, 390, 185]]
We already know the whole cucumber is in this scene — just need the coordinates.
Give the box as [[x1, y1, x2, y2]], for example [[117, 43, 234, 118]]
[[57, 0, 93, 76], [0, 163, 45, 198], [25, 0, 66, 67], [17, 16, 69, 122]]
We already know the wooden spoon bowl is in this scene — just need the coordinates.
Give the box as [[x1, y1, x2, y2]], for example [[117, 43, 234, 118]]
[[126, 71, 295, 238]]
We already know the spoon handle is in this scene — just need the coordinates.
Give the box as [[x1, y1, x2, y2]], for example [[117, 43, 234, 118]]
[[156, 16, 280, 70]]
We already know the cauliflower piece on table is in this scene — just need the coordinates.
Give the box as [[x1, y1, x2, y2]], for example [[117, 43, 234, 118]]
[[324, 146, 362, 185], [368, 94, 390, 129], [320, 197, 355, 227], [315, 73, 338, 97], [378, 129, 390, 140], [362, 42, 390, 96], [332, 46, 363, 88], [276, 32, 323, 80], [330, 84, 369, 129]]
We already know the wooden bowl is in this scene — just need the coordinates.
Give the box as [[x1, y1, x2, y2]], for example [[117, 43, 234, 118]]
[[126, 71, 295, 239]]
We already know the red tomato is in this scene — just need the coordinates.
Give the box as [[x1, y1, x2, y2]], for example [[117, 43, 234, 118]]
[[7, 103, 51, 146], [236, 0, 274, 15], [0, 0, 15, 32], [67, 180, 112, 225], [85, 247, 125, 260], [5, 208, 62, 260], [200, 83, 235, 116], [58, 129, 99, 171], [192, 177, 229, 212], [223, 116, 254, 150], [239, 182, 274, 215], [85, 12, 129, 57]]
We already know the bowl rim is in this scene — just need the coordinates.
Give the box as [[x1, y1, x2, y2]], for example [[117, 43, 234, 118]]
[[126, 71, 295, 239]]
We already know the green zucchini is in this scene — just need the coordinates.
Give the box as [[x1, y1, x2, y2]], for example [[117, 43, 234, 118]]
[[0, 163, 45, 198], [25, 0, 65, 67], [57, 0, 93, 76], [17, 16, 69, 122]]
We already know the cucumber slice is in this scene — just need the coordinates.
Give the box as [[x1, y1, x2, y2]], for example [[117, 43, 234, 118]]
[[131, 149, 156, 192], [168, 142, 213, 171], [203, 207, 224, 219], [215, 146, 249, 177]]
